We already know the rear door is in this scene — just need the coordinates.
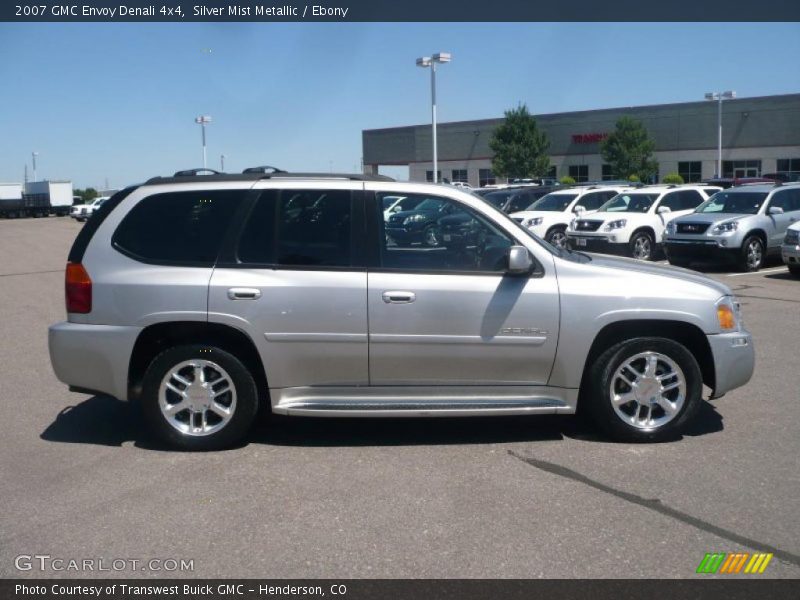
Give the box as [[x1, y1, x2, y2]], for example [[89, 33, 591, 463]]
[[208, 182, 368, 389], [365, 187, 560, 386]]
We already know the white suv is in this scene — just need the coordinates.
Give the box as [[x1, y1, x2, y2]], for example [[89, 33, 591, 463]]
[[510, 185, 635, 248], [566, 185, 720, 260]]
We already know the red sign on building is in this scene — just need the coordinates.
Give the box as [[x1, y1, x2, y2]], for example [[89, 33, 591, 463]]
[[571, 133, 609, 144]]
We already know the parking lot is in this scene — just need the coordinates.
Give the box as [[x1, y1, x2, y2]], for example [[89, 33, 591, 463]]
[[1, 216, 798, 579]]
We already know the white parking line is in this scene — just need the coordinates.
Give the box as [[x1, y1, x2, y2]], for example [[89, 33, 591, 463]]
[[727, 266, 788, 277]]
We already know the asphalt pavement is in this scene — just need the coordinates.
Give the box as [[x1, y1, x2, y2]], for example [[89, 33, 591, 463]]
[[1, 217, 798, 579]]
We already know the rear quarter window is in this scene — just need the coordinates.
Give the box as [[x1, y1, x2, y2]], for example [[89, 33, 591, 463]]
[[112, 190, 246, 266]]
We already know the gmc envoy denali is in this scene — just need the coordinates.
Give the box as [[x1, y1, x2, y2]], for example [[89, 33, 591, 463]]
[[48, 170, 755, 450]]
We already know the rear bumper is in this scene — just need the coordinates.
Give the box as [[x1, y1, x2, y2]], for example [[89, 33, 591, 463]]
[[48, 321, 142, 401], [707, 330, 755, 399]]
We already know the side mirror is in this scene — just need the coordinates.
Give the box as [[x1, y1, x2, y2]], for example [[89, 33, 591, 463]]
[[573, 205, 586, 215], [507, 246, 534, 275], [768, 206, 784, 215], [657, 206, 672, 214]]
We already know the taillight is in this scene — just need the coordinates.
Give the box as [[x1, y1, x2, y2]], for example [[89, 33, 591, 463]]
[[65, 262, 92, 313]]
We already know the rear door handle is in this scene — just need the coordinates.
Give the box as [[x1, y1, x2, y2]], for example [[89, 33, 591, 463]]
[[228, 287, 261, 300], [382, 290, 416, 304]]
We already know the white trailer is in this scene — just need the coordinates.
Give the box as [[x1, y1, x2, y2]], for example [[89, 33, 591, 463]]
[[0, 183, 25, 218], [22, 180, 74, 217]]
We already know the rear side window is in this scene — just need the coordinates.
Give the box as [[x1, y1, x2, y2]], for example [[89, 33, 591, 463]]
[[112, 190, 245, 266], [68, 186, 138, 263], [236, 189, 353, 268]]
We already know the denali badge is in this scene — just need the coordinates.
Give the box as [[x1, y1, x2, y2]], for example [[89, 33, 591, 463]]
[[501, 327, 549, 336]]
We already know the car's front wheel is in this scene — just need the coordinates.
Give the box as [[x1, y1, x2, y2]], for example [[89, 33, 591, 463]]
[[141, 345, 259, 450], [545, 226, 568, 249], [629, 231, 655, 261], [740, 235, 764, 272], [586, 337, 703, 442]]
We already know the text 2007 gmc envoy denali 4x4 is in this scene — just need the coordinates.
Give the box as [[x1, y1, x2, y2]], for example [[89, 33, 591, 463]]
[[48, 170, 755, 450]]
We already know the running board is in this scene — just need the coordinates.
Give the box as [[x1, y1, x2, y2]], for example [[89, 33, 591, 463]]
[[271, 386, 577, 417]]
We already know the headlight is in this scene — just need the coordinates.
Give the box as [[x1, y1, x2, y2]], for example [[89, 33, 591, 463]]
[[716, 296, 741, 332], [712, 221, 739, 235], [603, 219, 627, 231], [665, 221, 676, 235], [524, 217, 543, 227], [403, 214, 426, 225]]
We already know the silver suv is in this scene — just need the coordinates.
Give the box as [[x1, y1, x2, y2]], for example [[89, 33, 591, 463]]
[[664, 182, 800, 271], [48, 171, 755, 450]]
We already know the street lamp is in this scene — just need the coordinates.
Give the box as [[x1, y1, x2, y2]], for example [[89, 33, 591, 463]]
[[220, 154, 226, 172], [32, 152, 39, 181], [416, 52, 451, 183], [704, 91, 736, 178], [194, 115, 212, 169]]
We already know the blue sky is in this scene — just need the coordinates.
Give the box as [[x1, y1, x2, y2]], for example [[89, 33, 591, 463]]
[[1, 22, 798, 188]]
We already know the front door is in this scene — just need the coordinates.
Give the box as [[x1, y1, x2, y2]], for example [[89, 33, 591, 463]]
[[366, 189, 560, 386]]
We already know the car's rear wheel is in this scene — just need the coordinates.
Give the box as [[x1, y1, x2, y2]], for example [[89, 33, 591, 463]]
[[586, 337, 703, 442], [740, 235, 764, 272], [629, 231, 655, 261], [141, 345, 259, 450], [545, 227, 568, 249]]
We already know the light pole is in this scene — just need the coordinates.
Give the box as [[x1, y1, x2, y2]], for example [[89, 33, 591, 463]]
[[194, 115, 212, 169], [32, 152, 39, 181], [416, 52, 451, 183], [220, 154, 226, 172], [704, 91, 736, 177]]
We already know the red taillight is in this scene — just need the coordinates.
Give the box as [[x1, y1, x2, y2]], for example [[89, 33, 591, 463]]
[[65, 262, 92, 313]]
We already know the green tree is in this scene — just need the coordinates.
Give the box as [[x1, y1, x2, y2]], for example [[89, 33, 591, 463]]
[[662, 172, 684, 184], [559, 176, 576, 185], [489, 104, 551, 179], [600, 116, 658, 182], [73, 187, 99, 204]]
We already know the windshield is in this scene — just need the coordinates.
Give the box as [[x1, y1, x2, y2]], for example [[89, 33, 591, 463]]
[[527, 193, 578, 212], [599, 193, 660, 213], [482, 191, 514, 209], [414, 198, 447, 212], [695, 191, 768, 214]]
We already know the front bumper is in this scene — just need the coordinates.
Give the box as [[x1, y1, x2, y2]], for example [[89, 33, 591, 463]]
[[664, 239, 740, 264], [781, 243, 800, 266], [48, 321, 142, 401], [565, 234, 628, 255], [707, 330, 755, 399]]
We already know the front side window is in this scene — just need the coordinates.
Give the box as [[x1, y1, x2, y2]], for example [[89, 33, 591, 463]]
[[528, 193, 578, 212], [112, 190, 246, 265], [578, 191, 616, 211], [236, 189, 353, 267], [599, 193, 660, 213], [377, 193, 514, 273], [695, 191, 767, 214]]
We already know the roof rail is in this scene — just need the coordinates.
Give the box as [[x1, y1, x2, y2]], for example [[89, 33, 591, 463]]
[[242, 165, 288, 174], [173, 168, 222, 177], [144, 171, 396, 185]]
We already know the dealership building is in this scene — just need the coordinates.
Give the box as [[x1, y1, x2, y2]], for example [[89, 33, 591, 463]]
[[362, 93, 800, 186]]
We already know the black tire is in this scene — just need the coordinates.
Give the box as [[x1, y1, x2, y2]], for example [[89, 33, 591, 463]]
[[740, 235, 764, 272], [789, 265, 800, 278], [422, 224, 441, 247], [140, 345, 259, 450], [585, 337, 703, 443], [629, 230, 655, 261], [545, 226, 568, 249]]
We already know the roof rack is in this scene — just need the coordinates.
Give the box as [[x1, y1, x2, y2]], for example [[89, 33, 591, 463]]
[[144, 170, 395, 185], [242, 165, 287, 174]]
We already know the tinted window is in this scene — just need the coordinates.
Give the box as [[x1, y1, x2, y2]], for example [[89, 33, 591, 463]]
[[600, 193, 660, 213], [528, 193, 577, 212], [768, 190, 800, 213], [579, 191, 614, 211], [237, 189, 353, 267], [659, 192, 683, 211], [681, 190, 705, 210], [377, 193, 513, 273], [113, 190, 245, 265]]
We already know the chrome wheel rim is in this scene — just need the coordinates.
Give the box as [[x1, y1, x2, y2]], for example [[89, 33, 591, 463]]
[[550, 231, 567, 249], [424, 227, 440, 247], [609, 351, 686, 430], [746, 240, 762, 270], [159, 360, 237, 437], [633, 235, 652, 260]]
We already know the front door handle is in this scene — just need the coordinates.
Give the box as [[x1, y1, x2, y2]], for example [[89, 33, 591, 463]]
[[228, 287, 261, 300], [382, 290, 416, 304]]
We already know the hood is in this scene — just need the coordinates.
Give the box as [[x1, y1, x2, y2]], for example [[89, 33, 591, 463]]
[[585, 253, 732, 297], [673, 212, 753, 225]]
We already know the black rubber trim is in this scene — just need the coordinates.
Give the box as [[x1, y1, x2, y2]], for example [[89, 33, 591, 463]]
[[67, 186, 139, 264]]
